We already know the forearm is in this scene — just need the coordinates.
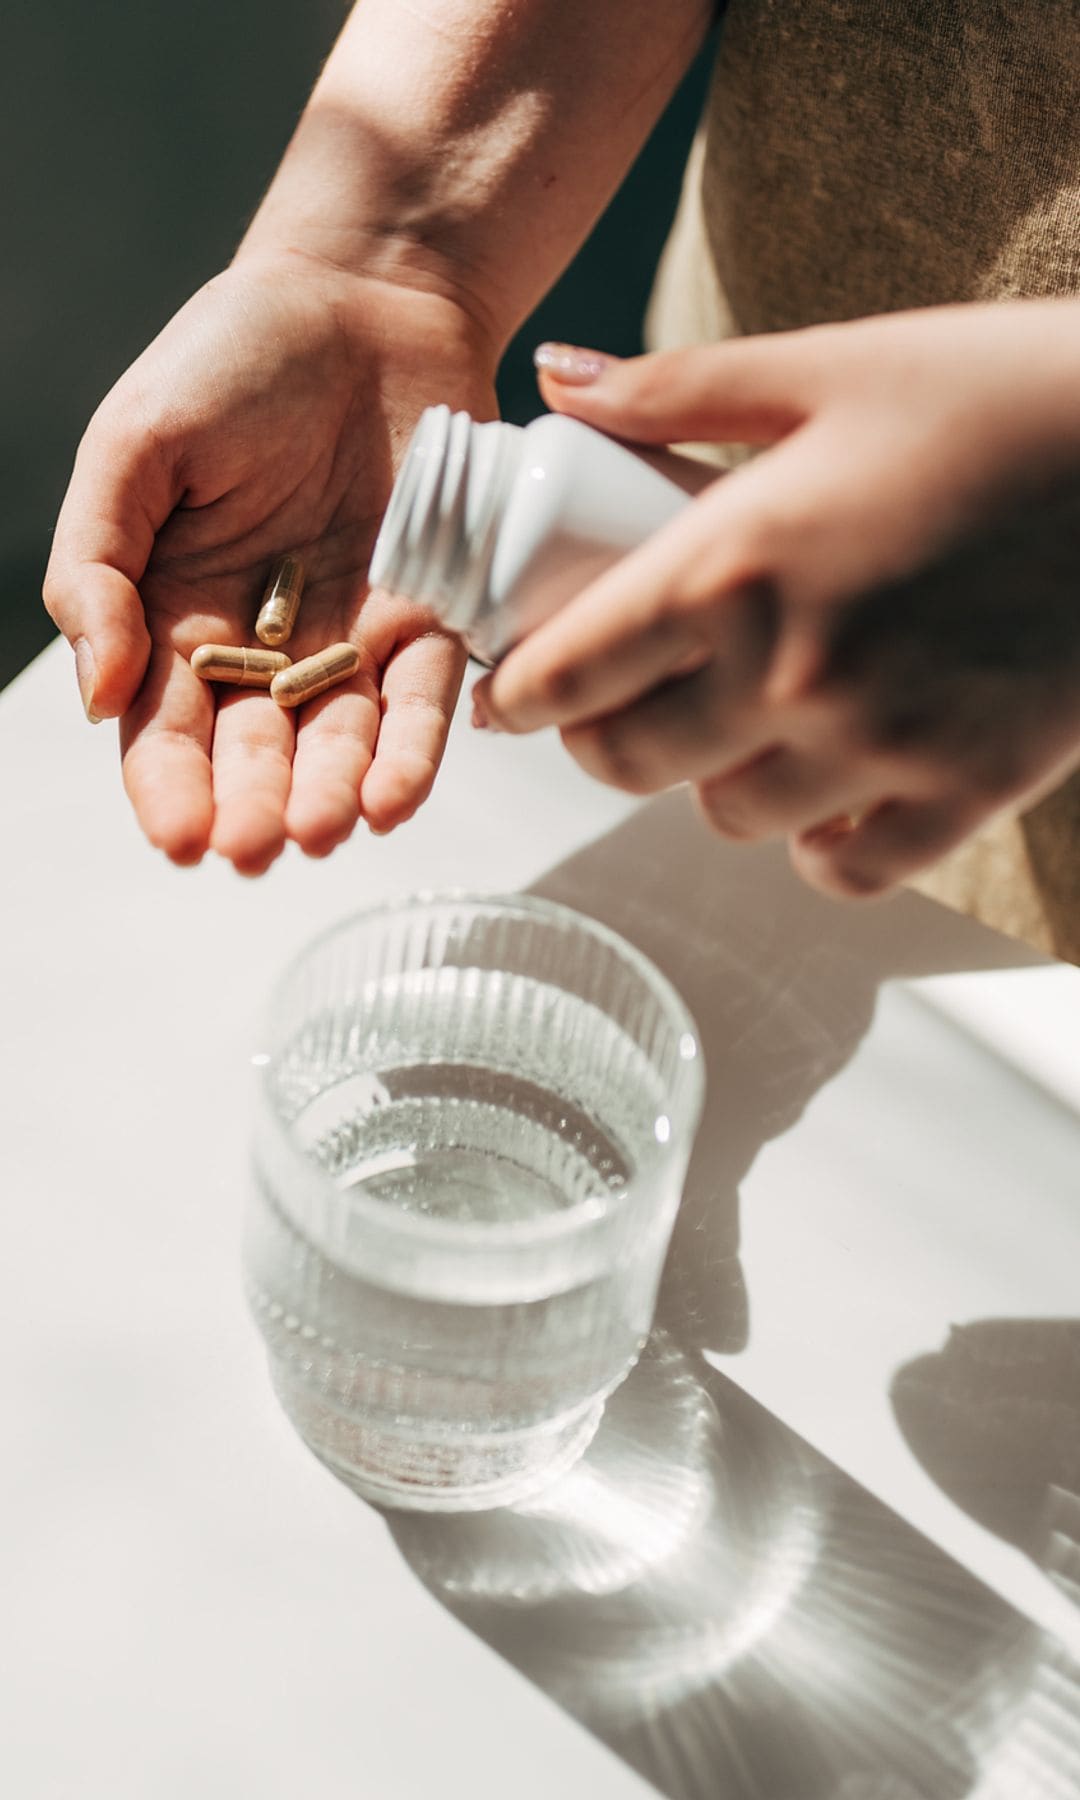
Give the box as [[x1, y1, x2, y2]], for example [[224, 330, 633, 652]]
[[238, 0, 712, 350]]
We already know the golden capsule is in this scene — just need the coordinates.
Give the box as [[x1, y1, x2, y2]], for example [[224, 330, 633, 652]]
[[270, 643, 362, 707], [190, 644, 292, 687], [255, 555, 306, 647]]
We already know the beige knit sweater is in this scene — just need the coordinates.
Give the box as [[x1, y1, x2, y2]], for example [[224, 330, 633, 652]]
[[648, 1, 1080, 963]]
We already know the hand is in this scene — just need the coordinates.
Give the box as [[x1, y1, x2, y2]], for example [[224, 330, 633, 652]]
[[474, 305, 1080, 898], [44, 251, 497, 872]]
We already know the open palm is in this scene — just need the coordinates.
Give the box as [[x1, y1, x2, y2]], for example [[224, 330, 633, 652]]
[[45, 253, 498, 872]]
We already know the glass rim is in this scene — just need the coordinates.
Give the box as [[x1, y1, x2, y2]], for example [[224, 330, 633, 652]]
[[255, 887, 706, 1250]]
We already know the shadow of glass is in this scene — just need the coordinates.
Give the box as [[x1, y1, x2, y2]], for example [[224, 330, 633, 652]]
[[390, 1334, 1075, 1799], [529, 790, 1046, 1362]]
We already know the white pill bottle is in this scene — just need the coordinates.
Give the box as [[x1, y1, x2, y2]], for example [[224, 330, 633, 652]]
[[369, 405, 715, 663]]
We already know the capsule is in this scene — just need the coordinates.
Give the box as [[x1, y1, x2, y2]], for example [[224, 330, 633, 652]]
[[191, 644, 292, 687], [270, 643, 362, 707], [255, 555, 306, 647]]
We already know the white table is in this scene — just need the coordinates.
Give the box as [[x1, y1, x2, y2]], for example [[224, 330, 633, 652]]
[[3, 641, 1078, 1798]]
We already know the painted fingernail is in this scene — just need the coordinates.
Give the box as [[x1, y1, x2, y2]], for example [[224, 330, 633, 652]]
[[74, 637, 102, 723], [533, 342, 609, 385], [801, 813, 860, 846]]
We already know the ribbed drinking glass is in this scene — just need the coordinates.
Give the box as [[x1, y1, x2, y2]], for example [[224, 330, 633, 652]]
[[245, 892, 704, 1511]]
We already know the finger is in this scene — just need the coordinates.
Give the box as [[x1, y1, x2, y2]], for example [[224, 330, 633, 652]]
[[474, 567, 714, 736], [474, 452, 796, 735], [559, 659, 773, 796], [695, 746, 877, 843], [44, 414, 177, 721], [361, 629, 466, 833], [120, 646, 215, 865], [209, 690, 295, 876], [44, 566, 153, 726], [790, 796, 978, 899], [286, 662, 382, 857], [534, 331, 823, 447]]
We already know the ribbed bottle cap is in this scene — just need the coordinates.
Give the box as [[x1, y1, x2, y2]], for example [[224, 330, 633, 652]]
[[370, 407, 521, 634]]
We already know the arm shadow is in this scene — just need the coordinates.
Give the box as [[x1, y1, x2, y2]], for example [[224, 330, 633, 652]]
[[891, 1317, 1080, 1578], [384, 791, 1077, 1800], [528, 788, 1047, 1360]]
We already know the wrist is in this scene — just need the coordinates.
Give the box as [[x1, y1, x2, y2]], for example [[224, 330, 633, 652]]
[[237, 202, 510, 361], [232, 15, 525, 353], [231, 231, 504, 386], [235, 0, 710, 355]]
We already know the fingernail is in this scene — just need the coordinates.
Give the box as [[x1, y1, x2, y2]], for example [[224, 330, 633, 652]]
[[533, 342, 609, 386], [801, 815, 858, 847], [471, 682, 501, 730], [74, 637, 102, 723]]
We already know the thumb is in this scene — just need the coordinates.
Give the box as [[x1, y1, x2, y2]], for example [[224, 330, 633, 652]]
[[44, 414, 174, 721], [534, 334, 817, 448]]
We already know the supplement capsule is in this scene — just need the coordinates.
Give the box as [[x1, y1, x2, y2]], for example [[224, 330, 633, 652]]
[[256, 555, 306, 647], [270, 643, 362, 707], [191, 644, 292, 688]]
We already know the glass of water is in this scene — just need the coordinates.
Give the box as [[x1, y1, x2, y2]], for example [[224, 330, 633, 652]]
[[245, 892, 704, 1512]]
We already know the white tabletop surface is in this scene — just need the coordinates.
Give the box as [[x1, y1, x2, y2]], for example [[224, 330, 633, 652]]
[[3, 640, 1078, 1797]]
